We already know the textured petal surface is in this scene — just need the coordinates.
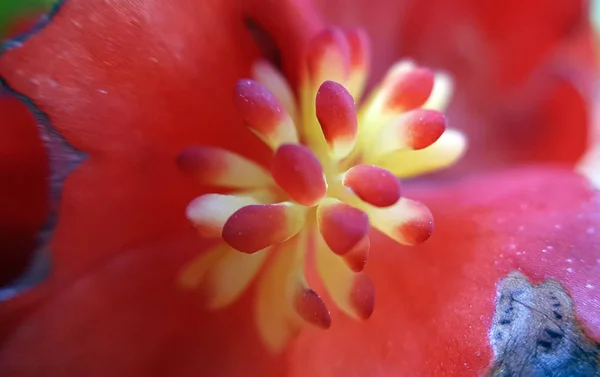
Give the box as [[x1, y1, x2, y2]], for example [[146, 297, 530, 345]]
[[0, 0, 319, 283], [291, 167, 600, 376], [0, 234, 286, 377], [0, 0, 321, 375]]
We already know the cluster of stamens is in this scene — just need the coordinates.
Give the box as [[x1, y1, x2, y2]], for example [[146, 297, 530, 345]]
[[177, 28, 466, 351]]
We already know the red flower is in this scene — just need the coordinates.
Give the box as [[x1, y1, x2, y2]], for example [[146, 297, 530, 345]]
[[0, 0, 598, 376]]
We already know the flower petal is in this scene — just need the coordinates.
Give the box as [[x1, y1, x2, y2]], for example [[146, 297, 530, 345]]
[[290, 167, 600, 376], [0, 94, 48, 286]]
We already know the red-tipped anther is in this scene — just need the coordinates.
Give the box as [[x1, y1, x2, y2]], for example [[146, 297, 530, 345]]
[[317, 198, 370, 255], [222, 203, 305, 253], [234, 79, 297, 148], [294, 289, 331, 329], [382, 66, 435, 113], [345, 28, 370, 98], [316, 81, 358, 159], [399, 109, 446, 150], [343, 165, 401, 207], [271, 144, 327, 207], [370, 198, 434, 245], [342, 236, 370, 272], [306, 28, 350, 84], [373, 109, 446, 158], [350, 274, 375, 319], [178, 146, 272, 188], [396, 215, 434, 245]]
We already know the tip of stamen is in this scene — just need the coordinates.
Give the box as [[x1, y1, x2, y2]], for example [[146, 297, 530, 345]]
[[271, 144, 328, 207], [369, 198, 434, 245], [234, 79, 298, 148], [343, 165, 401, 207], [317, 198, 370, 255], [343, 236, 370, 272], [402, 109, 447, 150], [222, 203, 305, 253], [381, 64, 435, 113], [316, 81, 358, 159], [350, 274, 375, 319], [294, 289, 331, 329]]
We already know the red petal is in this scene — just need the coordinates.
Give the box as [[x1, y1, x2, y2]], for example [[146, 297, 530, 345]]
[[0, 0, 320, 281], [291, 167, 600, 376], [0, 234, 287, 377], [0, 0, 325, 375], [0, 95, 48, 285]]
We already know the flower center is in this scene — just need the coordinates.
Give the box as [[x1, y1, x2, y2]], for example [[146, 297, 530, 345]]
[[177, 28, 466, 352]]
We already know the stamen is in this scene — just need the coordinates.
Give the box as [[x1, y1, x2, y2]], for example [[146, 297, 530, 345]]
[[252, 59, 298, 120], [178, 146, 272, 188], [316, 233, 375, 319], [316, 81, 358, 159], [179, 244, 268, 308], [380, 129, 467, 178], [180, 25, 468, 352], [255, 234, 329, 352], [294, 289, 332, 329], [368, 198, 434, 245], [341, 235, 370, 272], [342, 164, 401, 207], [222, 202, 306, 253], [345, 28, 370, 100], [378, 64, 435, 114], [235, 79, 298, 148], [305, 28, 350, 85], [359, 61, 434, 124], [422, 72, 454, 112], [271, 144, 327, 206], [186, 194, 258, 238], [365, 109, 446, 163], [316, 198, 370, 255]]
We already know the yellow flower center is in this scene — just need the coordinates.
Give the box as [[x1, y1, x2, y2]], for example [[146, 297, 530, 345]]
[[176, 28, 466, 352]]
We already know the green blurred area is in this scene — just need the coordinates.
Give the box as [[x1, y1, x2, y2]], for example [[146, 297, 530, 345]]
[[0, 0, 55, 37]]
